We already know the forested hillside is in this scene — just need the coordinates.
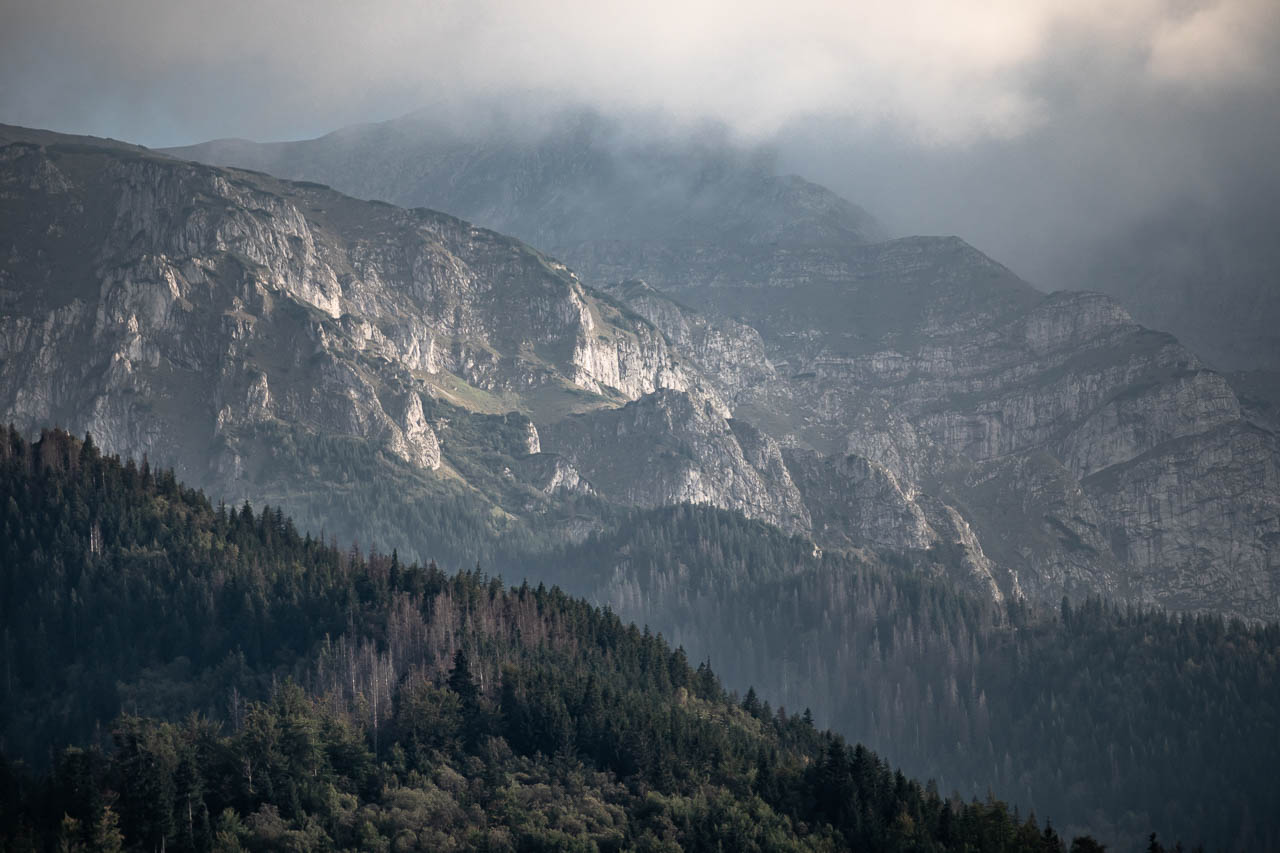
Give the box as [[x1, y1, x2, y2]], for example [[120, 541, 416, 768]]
[[3, 430, 1277, 849], [533, 510, 1280, 850], [0, 428, 1098, 852]]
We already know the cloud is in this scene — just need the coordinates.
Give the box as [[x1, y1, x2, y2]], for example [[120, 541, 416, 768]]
[[1147, 0, 1278, 90], [2, 0, 1275, 147]]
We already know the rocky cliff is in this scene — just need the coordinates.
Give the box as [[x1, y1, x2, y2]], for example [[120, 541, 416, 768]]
[[0, 127, 723, 546], [539, 389, 811, 534], [10, 119, 1280, 620], [590, 238, 1279, 619]]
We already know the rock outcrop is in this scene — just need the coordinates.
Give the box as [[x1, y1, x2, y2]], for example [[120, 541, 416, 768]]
[[0, 129, 704, 518], [589, 239, 1280, 620], [541, 389, 811, 534]]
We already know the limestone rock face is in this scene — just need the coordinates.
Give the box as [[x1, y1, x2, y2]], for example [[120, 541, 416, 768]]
[[784, 450, 935, 552], [782, 449, 1009, 603], [542, 389, 812, 534], [523, 421, 541, 455], [599, 280, 778, 408], [585, 239, 1280, 620], [392, 393, 441, 471], [0, 133, 700, 510], [514, 453, 593, 496]]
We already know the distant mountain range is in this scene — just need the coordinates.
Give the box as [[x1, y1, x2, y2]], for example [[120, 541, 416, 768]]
[[165, 111, 886, 255]]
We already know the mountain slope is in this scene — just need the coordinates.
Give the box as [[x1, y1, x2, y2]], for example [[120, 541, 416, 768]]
[[1, 125, 791, 562], [5, 428, 1278, 850], [0, 428, 1085, 853], [165, 111, 1280, 621], [0, 124, 999, 580], [601, 239, 1280, 620], [515, 503, 1280, 851]]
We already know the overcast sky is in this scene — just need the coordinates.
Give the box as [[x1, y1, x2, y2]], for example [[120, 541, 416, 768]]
[[2, 0, 1278, 292]]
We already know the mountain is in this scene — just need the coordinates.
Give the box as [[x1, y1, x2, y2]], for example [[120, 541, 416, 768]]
[[164, 109, 886, 256], [0, 123, 1001, 595], [0, 122, 751, 562], [168, 112, 1280, 622], [0, 428, 1091, 852], [596, 245, 1279, 621], [5, 123, 1280, 846]]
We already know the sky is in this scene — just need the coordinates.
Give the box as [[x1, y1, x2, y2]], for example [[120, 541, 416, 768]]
[[1, 0, 1278, 319]]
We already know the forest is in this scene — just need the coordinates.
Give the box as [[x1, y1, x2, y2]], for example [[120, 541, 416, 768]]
[[531, 510, 1280, 849], [0, 428, 1270, 850], [0, 426, 1131, 852]]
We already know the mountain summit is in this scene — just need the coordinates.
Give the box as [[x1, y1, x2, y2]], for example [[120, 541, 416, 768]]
[[165, 109, 886, 255]]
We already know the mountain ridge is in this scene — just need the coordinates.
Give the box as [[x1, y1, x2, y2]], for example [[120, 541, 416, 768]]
[[7, 120, 1280, 620]]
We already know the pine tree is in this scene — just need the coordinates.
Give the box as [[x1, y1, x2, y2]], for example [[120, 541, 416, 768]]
[[448, 648, 478, 706]]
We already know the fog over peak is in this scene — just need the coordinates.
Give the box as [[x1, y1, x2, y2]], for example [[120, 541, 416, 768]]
[[3, 0, 1278, 366]]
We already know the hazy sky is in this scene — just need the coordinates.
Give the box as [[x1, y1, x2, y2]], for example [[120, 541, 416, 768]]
[[4, 0, 1276, 145], [2, 0, 1278, 292]]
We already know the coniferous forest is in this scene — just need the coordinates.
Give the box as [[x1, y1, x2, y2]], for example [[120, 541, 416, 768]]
[[1, 427, 1095, 852], [188, 409, 1280, 846], [1, 428, 1275, 851], [529, 511, 1280, 849]]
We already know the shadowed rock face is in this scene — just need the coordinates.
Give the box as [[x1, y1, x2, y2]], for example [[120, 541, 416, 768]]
[[9, 119, 1280, 620], [600, 237, 1280, 620]]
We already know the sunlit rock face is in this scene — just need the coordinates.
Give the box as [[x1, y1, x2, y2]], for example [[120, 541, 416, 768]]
[[0, 132, 709, 514], [540, 389, 811, 534]]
